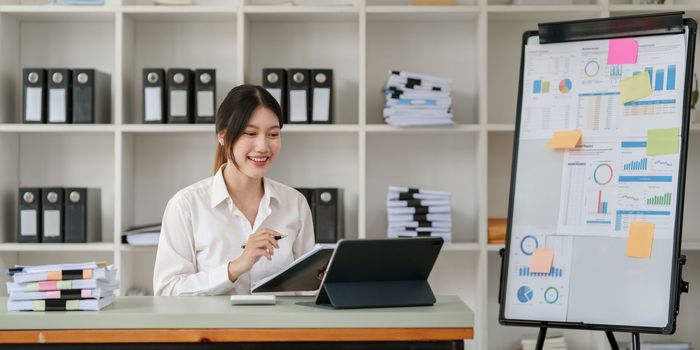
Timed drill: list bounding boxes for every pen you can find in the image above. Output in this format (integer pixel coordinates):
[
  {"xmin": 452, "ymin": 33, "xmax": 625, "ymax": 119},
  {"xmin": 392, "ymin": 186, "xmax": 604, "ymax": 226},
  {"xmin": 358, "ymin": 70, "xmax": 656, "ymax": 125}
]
[{"xmin": 241, "ymin": 234, "xmax": 287, "ymax": 249}]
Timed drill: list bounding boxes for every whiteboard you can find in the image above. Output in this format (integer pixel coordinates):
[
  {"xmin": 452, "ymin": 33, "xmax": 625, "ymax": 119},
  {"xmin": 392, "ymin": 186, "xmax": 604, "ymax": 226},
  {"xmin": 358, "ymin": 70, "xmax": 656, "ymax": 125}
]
[{"xmin": 502, "ymin": 26, "xmax": 692, "ymax": 330}]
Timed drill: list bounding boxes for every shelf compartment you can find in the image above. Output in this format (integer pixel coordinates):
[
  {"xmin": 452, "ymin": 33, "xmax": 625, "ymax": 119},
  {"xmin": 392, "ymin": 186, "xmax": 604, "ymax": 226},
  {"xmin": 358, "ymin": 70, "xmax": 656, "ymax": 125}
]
[
  {"xmin": 365, "ymin": 132, "xmax": 479, "ymax": 243},
  {"xmin": 0, "ymin": 133, "xmax": 115, "ymax": 243},
  {"xmin": 0, "ymin": 11, "xmax": 115, "ymax": 124},
  {"xmin": 244, "ymin": 16, "xmax": 359, "ymax": 125},
  {"xmin": 121, "ymin": 12, "xmax": 237, "ymax": 124},
  {"xmin": 366, "ymin": 13, "xmax": 478, "ymax": 125}
]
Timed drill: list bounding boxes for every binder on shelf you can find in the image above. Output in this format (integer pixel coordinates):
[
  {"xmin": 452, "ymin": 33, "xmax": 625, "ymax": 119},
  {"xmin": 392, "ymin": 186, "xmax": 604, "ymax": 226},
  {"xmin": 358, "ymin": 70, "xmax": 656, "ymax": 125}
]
[
  {"xmin": 310, "ymin": 69, "xmax": 333, "ymax": 124},
  {"xmin": 167, "ymin": 68, "xmax": 194, "ymax": 124},
  {"xmin": 72, "ymin": 69, "xmax": 111, "ymax": 124},
  {"xmin": 64, "ymin": 188, "xmax": 101, "ymax": 243},
  {"xmin": 22, "ymin": 68, "xmax": 47, "ymax": 124},
  {"xmin": 262, "ymin": 68, "xmax": 287, "ymax": 121},
  {"xmin": 313, "ymin": 188, "xmax": 342, "ymax": 243},
  {"xmin": 143, "ymin": 68, "xmax": 166, "ymax": 124},
  {"xmin": 194, "ymin": 69, "xmax": 216, "ymax": 124},
  {"xmin": 18, "ymin": 188, "xmax": 42, "ymax": 243},
  {"xmin": 41, "ymin": 188, "xmax": 64, "ymax": 243},
  {"xmin": 47, "ymin": 69, "xmax": 72, "ymax": 124},
  {"xmin": 287, "ymin": 69, "xmax": 310, "ymax": 124}
]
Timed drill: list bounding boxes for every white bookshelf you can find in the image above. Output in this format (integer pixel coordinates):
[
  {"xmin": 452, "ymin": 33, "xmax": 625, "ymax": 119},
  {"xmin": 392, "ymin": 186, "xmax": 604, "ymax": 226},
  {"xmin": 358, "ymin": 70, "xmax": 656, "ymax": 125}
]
[{"xmin": 1, "ymin": 0, "xmax": 700, "ymax": 349}]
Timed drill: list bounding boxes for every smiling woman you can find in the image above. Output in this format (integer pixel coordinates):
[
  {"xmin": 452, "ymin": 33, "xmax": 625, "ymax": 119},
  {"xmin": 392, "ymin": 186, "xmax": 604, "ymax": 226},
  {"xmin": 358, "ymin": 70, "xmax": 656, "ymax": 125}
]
[{"xmin": 153, "ymin": 85, "xmax": 316, "ymax": 296}]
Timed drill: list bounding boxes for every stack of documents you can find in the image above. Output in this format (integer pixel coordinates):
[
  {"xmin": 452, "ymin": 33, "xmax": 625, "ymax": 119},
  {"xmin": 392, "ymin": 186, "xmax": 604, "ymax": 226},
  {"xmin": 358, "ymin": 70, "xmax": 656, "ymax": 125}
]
[
  {"xmin": 6, "ymin": 261, "xmax": 119, "ymax": 311},
  {"xmin": 383, "ymin": 71, "xmax": 454, "ymax": 127},
  {"xmin": 122, "ymin": 223, "xmax": 160, "ymax": 246},
  {"xmin": 386, "ymin": 186, "xmax": 451, "ymax": 243},
  {"xmin": 521, "ymin": 335, "xmax": 567, "ymax": 350}
]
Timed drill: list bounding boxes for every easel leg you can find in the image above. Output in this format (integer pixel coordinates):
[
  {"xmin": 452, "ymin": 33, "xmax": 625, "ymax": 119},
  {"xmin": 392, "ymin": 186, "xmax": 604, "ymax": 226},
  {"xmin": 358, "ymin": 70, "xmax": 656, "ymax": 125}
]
[
  {"xmin": 631, "ymin": 332, "xmax": 641, "ymax": 350},
  {"xmin": 605, "ymin": 331, "xmax": 619, "ymax": 350},
  {"xmin": 535, "ymin": 327, "xmax": 547, "ymax": 350}
]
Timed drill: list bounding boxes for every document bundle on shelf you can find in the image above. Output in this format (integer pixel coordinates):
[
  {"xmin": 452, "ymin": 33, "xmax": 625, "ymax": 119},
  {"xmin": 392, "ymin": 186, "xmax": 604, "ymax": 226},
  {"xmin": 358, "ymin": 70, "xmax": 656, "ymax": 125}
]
[
  {"xmin": 6, "ymin": 261, "xmax": 119, "ymax": 311},
  {"xmin": 383, "ymin": 71, "xmax": 455, "ymax": 127},
  {"xmin": 386, "ymin": 186, "xmax": 452, "ymax": 243}
]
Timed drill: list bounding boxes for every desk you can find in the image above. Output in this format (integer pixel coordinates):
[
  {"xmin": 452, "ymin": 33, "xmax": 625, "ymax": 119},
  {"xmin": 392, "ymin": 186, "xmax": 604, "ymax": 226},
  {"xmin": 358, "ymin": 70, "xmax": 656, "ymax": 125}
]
[{"xmin": 0, "ymin": 295, "xmax": 473, "ymax": 349}]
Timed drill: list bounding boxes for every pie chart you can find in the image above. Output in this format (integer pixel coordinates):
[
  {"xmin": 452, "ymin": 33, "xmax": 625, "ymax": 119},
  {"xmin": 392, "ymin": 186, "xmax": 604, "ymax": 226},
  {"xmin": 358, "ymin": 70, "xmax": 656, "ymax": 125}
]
[
  {"xmin": 559, "ymin": 79, "xmax": 572, "ymax": 93},
  {"xmin": 517, "ymin": 286, "xmax": 534, "ymax": 303}
]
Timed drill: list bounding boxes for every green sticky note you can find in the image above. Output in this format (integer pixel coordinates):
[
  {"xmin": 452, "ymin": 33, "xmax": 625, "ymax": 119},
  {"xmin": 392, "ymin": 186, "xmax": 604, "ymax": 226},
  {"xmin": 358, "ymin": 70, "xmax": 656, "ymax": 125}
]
[
  {"xmin": 647, "ymin": 128, "xmax": 679, "ymax": 156},
  {"xmin": 620, "ymin": 71, "xmax": 652, "ymax": 104}
]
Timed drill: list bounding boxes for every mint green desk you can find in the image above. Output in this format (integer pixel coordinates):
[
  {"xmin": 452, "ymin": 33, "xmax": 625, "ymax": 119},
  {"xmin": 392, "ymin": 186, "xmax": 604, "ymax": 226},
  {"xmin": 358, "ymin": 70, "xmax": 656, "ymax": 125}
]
[{"xmin": 0, "ymin": 295, "xmax": 473, "ymax": 350}]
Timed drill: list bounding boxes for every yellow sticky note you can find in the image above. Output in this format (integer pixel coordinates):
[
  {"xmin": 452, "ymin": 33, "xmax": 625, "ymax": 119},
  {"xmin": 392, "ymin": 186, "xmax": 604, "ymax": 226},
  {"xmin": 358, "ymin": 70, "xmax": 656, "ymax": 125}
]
[
  {"xmin": 530, "ymin": 248, "xmax": 554, "ymax": 273},
  {"xmin": 647, "ymin": 128, "xmax": 679, "ymax": 156},
  {"xmin": 620, "ymin": 71, "xmax": 652, "ymax": 104},
  {"xmin": 627, "ymin": 221, "xmax": 655, "ymax": 258},
  {"xmin": 546, "ymin": 130, "xmax": 581, "ymax": 149}
]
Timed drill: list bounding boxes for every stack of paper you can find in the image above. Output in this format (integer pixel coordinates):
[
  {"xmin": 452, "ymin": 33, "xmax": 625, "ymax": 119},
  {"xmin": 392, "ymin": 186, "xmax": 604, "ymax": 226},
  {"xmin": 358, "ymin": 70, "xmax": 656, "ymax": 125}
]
[
  {"xmin": 383, "ymin": 71, "xmax": 454, "ymax": 127},
  {"xmin": 521, "ymin": 335, "xmax": 567, "ymax": 350},
  {"xmin": 6, "ymin": 262, "xmax": 119, "ymax": 311},
  {"xmin": 386, "ymin": 186, "xmax": 452, "ymax": 243},
  {"xmin": 122, "ymin": 223, "xmax": 160, "ymax": 246}
]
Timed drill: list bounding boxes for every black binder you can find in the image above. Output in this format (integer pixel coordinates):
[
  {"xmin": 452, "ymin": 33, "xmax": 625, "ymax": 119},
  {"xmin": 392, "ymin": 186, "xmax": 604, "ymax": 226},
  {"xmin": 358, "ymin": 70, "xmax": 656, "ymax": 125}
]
[
  {"xmin": 64, "ymin": 188, "xmax": 101, "ymax": 243},
  {"xmin": 143, "ymin": 68, "xmax": 166, "ymax": 123},
  {"xmin": 262, "ymin": 68, "xmax": 287, "ymax": 121},
  {"xmin": 315, "ymin": 238, "xmax": 443, "ymax": 309},
  {"xmin": 313, "ymin": 188, "xmax": 342, "ymax": 243},
  {"xmin": 47, "ymin": 69, "xmax": 72, "ymax": 124},
  {"xmin": 22, "ymin": 68, "xmax": 47, "ymax": 124},
  {"xmin": 18, "ymin": 188, "xmax": 42, "ymax": 243},
  {"xmin": 310, "ymin": 69, "xmax": 332, "ymax": 124},
  {"xmin": 194, "ymin": 69, "xmax": 216, "ymax": 124},
  {"xmin": 72, "ymin": 69, "xmax": 111, "ymax": 124},
  {"xmin": 41, "ymin": 188, "xmax": 64, "ymax": 243},
  {"xmin": 287, "ymin": 69, "xmax": 310, "ymax": 124},
  {"xmin": 167, "ymin": 68, "xmax": 194, "ymax": 123}
]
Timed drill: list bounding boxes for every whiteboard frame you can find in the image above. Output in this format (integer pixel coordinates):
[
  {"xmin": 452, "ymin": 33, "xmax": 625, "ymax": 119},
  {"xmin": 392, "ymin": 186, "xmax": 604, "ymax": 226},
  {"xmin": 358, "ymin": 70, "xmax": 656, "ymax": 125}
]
[{"xmin": 498, "ymin": 14, "xmax": 697, "ymax": 334}]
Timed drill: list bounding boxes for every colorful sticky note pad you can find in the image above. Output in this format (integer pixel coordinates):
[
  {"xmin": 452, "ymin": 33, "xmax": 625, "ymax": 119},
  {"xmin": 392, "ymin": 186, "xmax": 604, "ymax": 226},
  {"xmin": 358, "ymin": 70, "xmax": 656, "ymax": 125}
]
[
  {"xmin": 608, "ymin": 38, "xmax": 638, "ymax": 64},
  {"xmin": 620, "ymin": 71, "xmax": 652, "ymax": 104},
  {"xmin": 546, "ymin": 130, "xmax": 581, "ymax": 149},
  {"xmin": 647, "ymin": 128, "xmax": 679, "ymax": 156},
  {"xmin": 627, "ymin": 221, "xmax": 655, "ymax": 258},
  {"xmin": 530, "ymin": 248, "xmax": 554, "ymax": 273}
]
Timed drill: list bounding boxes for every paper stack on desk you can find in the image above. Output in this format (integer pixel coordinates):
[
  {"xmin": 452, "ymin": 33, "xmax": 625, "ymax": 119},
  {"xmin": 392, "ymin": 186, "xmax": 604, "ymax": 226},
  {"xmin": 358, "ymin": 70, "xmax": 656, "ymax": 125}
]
[
  {"xmin": 386, "ymin": 186, "xmax": 452, "ymax": 243},
  {"xmin": 383, "ymin": 71, "xmax": 455, "ymax": 127},
  {"xmin": 6, "ymin": 261, "xmax": 119, "ymax": 311}
]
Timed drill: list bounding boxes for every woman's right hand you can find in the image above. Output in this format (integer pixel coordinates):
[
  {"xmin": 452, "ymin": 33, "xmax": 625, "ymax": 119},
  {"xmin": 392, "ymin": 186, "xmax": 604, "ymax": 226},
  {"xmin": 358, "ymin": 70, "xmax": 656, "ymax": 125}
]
[{"xmin": 227, "ymin": 228, "xmax": 281, "ymax": 282}]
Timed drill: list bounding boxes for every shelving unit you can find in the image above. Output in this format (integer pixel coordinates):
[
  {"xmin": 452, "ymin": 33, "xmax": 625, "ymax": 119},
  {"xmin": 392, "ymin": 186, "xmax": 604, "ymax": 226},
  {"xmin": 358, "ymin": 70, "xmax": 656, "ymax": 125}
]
[{"xmin": 0, "ymin": 0, "xmax": 699, "ymax": 348}]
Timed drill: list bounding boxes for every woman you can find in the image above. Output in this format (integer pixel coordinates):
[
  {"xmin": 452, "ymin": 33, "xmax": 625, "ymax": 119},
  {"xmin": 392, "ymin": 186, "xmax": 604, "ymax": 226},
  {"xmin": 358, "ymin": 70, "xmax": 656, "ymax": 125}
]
[{"xmin": 153, "ymin": 84, "xmax": 315, "ymax": 296}]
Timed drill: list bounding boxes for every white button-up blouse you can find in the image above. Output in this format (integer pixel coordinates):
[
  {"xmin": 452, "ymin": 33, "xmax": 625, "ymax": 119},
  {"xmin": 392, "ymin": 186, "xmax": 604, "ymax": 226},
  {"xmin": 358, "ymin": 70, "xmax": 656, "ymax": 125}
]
[{"xmin": 153, "ymin": 166, "xmax": 315, "ymax": 296}]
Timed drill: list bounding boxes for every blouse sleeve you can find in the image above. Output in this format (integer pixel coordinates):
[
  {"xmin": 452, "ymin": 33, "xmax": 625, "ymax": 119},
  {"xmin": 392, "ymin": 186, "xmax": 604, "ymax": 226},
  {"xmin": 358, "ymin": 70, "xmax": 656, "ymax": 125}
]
[{"xmin": 153, "ymin": 195, "xmax": 237, "ymax": 296}]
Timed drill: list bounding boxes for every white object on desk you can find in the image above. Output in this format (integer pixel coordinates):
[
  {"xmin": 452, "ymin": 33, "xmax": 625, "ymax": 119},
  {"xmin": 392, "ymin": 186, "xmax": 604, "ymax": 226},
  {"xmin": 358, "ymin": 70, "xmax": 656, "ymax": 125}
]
[{"xmin": 230, "ymin": 295, "xmax": 276, "ymax": 305}]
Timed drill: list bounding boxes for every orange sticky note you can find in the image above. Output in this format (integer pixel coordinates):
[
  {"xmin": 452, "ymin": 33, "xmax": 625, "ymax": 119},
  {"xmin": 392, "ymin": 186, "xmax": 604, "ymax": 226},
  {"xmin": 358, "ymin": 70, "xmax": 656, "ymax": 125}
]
[
  {"xmin": 627, "ymin": 221, "xmax": 655, "ymax": 258},
  {"xmin": 83, "ymin": 269, "xmax": 93, "ymax": 279},
  {"xmin": 530, "ymin": 248, "xmax": 554, "ymax": 273},
  {"xmin": 546, "ymin": 130, "xmax": 581, "ymax": 149}
]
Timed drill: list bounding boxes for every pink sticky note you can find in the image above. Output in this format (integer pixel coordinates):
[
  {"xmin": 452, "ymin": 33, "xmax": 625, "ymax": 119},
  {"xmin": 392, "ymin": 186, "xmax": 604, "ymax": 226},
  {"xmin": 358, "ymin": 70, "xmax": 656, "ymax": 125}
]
[
  {"xmin": 608, "ymin": 39, "xmax": 638, "ymax": 64},
  {"xmin": 530, "ymin": 248, "xmax": 554, "ymax": 273},
  {"xmin": 38, "ymin": 280, "xmax": 57, "ymax": 291},
  {"xmin": 81, "ymin": 289, "xmax": 92, "ymax": 298},
  {"xmin": 45, "ymin": 291, "xmax": 61, "ymax": 299}
]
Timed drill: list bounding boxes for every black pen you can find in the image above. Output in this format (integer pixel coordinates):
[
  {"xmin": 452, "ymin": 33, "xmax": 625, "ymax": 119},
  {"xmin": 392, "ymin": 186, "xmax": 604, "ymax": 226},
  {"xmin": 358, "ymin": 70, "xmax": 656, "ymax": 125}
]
[{"xmin": 241, "ymin": 234, "xmax": 287, "ymax": 249}]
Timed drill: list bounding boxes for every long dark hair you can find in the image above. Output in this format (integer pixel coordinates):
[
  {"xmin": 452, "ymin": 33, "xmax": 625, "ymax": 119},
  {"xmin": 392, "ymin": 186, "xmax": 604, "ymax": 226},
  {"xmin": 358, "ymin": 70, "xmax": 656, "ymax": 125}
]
[{"xmin": 214, "ymin": 84, "xmax": 284, "ymax": 173}]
